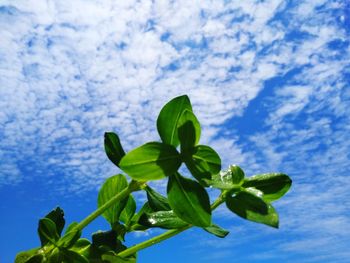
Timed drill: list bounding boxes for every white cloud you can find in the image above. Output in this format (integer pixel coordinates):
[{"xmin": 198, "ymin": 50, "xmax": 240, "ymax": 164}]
[{"xmin": 0, "ymin": 0, "xmax": 349, "ymax": 261}]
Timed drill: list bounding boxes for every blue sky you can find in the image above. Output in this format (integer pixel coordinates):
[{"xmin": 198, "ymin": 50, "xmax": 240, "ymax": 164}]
[{"xmin": 0, "ymin": 0, "xmax": 349, "ymax": 262}]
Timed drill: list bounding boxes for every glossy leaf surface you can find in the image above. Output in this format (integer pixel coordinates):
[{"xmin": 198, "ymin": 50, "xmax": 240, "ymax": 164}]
[
  {"xmin": 138, "ymin": 210, "xmax": 188, "ymax": 229},
  {"xmin": 104, "ymin": 132, "xmax": 126, "ymax": 167},
  {"xmin": 226, "ymin": 191, "xmax": 279, "ymax": 228},
  {"xmin": 203, "ymin": 224, "xmax": 229, "ymax": 238},
  {"xmin": 146, "ymin": 186, "xmax": 171, "ymax": 212},
  {"xmin": 178, "ymin": 109, "xmax": 201, "ymax": 151},
  {"xmin": 167, "ymin": 172, "xmax": 211, "ymax": 227},
  {"xmin": 230, "ymin": 165, "xmax": 245, "ymax": 185},
  {"xmin": 98, "ymin": 174, "xmax": 129, "ymax": 226},
  {"xmin": 119, "ymin": 142, "xmax": 181, "ymax": 180},
  {"xmin": 205, "ymin": 165, "xmax": 243, "ymax": 190},
  {"xmin": 38, "ymin": 218, "xmax": 59, "ymax": 246},
  {"xmin": 120, "ymin": 195, "xmax": 136, "ymax": 225},
  {"xmin": 242, "ymin": 173, "xmax": 292, "ymax": 202},
  {"xmin": 157, "ymin": 95, "xmax": 192, "ymax": 147},
  {"xmin": 185, "ymin": 145, "xmax": 221, "ymax": 182}
]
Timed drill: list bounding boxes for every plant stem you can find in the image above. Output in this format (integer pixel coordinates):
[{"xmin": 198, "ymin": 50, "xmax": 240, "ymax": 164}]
[
  {"xmin": 210, "ymin": 190, "xmax": 227, "ymax": 210},
  {"xmin": 76, "ymin": 180, "xmax": 143, "ymax": 231},
  {"xmin": 117, "ymin": 225, "xmax": 191, "ymax": 258},
  {"xmin": 118, "ymin": 190, "xmax": 228, "ymax": 258}
]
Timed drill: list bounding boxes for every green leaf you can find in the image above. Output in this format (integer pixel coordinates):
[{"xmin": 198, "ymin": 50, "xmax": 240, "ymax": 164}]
[
  {"xmin": 62, "ymin": 250, "xmax": 89, "ymax": 263},
  {"xmin": 102, "ymin": 252, "xmax": 137, "ymax": 263},
  {"xmin": 138, "ymin": 210, "xmax": 188, "ymax": 229},
  {"xmin": 146, "ymin": 186, "xmax": 171, "ymax": 212},
  {"xmin": 203, "ymin": 224, "xmax": 229, "ymax": 238},
  {"xmin": 92, "ymin": 230, "xmax": 126, "ymax": 253},
  {"xmin": 104, "ymin": 132, "xmax": 125, "ymax": 167},
  {"xmin": 64, "ymin": 222, "xmax": 78, "ymax": 234},
  {"xmin": 70, "ymin": 239, "xmax": 91, "ymax": 257},
  {"xmin": 112, "ymin": 222, "xmax": 127, "ymax": 242},
  {"xmin": 120, "ymin": 195, "xmax": 136, "ymax": 225},
  {"xmin": 157, "ymin": 95, "xmax": 192, "ymax": 147},
  {"xmin": 226, "ymin": 191, "xmax": 279, "ymax": 228},
  {"xmin": 98, "ymin": 174, "xmax": 129, "ymax": 226},
  {"xmin": 24, "ymin": 254, "xmax": 44, "ymax": 263},
  {"xmin": 15, "ymin": 248, "xmax": 40, "ymax": 263},
  {"xmin": 130, "ymin": 202, "xmax": 153, "ymax": 223},
  {"xmin": 178, "ymin": 109, "xmax": 201, "ymax": 151},
  {"xmin": 44, "ymin": 207, "xmax": 65, "ymax": 237},
  {"xmin": 167, "ymin": 172, "xmax": 211, "ymax": 227},
  {"xmin": 230, "ymin": 165, "xmax": 245, "ymax": 185},
  {"xmin": 129, "ymin": 202, "xmax": 153, "ymax": 231},
  {"xmin": 38, "ymin": 218, "xmax": 59, "ymax": 246},
  {"xmin": 204, "ymin": 165, "xmax": 244, "ymax": 190},
  {"xmin": 185, "ymin": 145, "xmax": 221, "ymax": 183},
  {"xmin": 119, "ymin": 142, "xmax": 181, "ymax": 181},
  {"xmin": 48, "ymin": 248, "xmax": 62, "ymax": 263},
  {"xmin": 242, "ymin": 173, "xmax": 292, "ymax": 202},
  {"xmin": 57, "ymin": 227, "xmax": 81, "ymax": 249}
]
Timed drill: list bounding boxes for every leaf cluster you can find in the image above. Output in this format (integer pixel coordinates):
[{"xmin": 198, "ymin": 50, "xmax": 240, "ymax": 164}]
[{"xmin": 16, "ymin": 95, "xmax": 292, "ymax": 262}]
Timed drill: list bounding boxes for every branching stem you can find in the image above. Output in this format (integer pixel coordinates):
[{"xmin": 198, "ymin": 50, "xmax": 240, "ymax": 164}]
[
  {"xmin": 118, "ymin": 190, "xmax": 228, "ymax": 258},
  {"xmin": 76, "ymin": 180, "xmax": 144, "ymax": 231}
]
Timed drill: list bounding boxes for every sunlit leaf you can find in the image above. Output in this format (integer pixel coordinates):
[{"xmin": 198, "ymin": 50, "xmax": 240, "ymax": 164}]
[
  {"xmin": 157, "ymin": 95, "xmax": 192, "ymax": 147},
  {"xmin": 203, "ymin": 224, "xmax": 229, "ymax": 238},
  {"xmin": 146, "ymin": 186, "xmax": 171, "ymax": 212},
  {"xmin": 167, "ymin": 172, "xmax": 211, "ymax": 227},
  {"xmin": 38, "ymin": 218, "xmax": 59, "ymax": 246},
  {"xmin": 230, "ymin": 165, "xmax": 245, "ymax": 185},
  {"xmin": 226, "ymin": 191, "xmax": 279, "ymax": 228},
  {"xmin": 138, "ymin": 210, "xmax": 188, "ymax": 229},
  {"xmin": 120, "ymin": 195, "xmax": 136, "ymax": 225},
  {"xmin": 242, "ymin": 173, "xmax": 292, "ymax": 202},
  {"xmin": 119, "ymin": 142, "xmax": 181, "ymax": 180},
  {"xmin": 205, "ymin": 165, "xmax": 244, "ymax": 190},
  {"xmin": 98, "ymin": 174, "xmax": 129, "ymax": 226},
  {"xmin": 185, "ymin": 145, "xmax": 221, "ymax": 183}
]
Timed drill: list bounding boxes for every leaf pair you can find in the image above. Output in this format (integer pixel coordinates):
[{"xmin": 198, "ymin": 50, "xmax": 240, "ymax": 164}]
[
  {"xmin": 105, "ymin": 96, "xmax": 222, "ymax": 190},
  {"xmin": 104, "ymin": 96, "xmax": 194, "ymax": 181},
  {"xmin": 157, "ymin": 95, "xmax": 222, "ymax": 184},
  {"xmin": 209, "ymin": 167, "xmax": 292, "ymax": 228}
]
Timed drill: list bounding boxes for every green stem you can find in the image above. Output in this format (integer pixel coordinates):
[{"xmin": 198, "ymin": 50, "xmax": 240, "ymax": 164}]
[
  {"xmin": 118, "ymin": 190, "xmax": 228, "ymax": 258},
  {"xmin": 117, "ymin": 225, "xmax": 191, "ymax": 258},
  {"xmin": 76, "ymin": 180, "xmax": 143, "ymax": 231}
]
